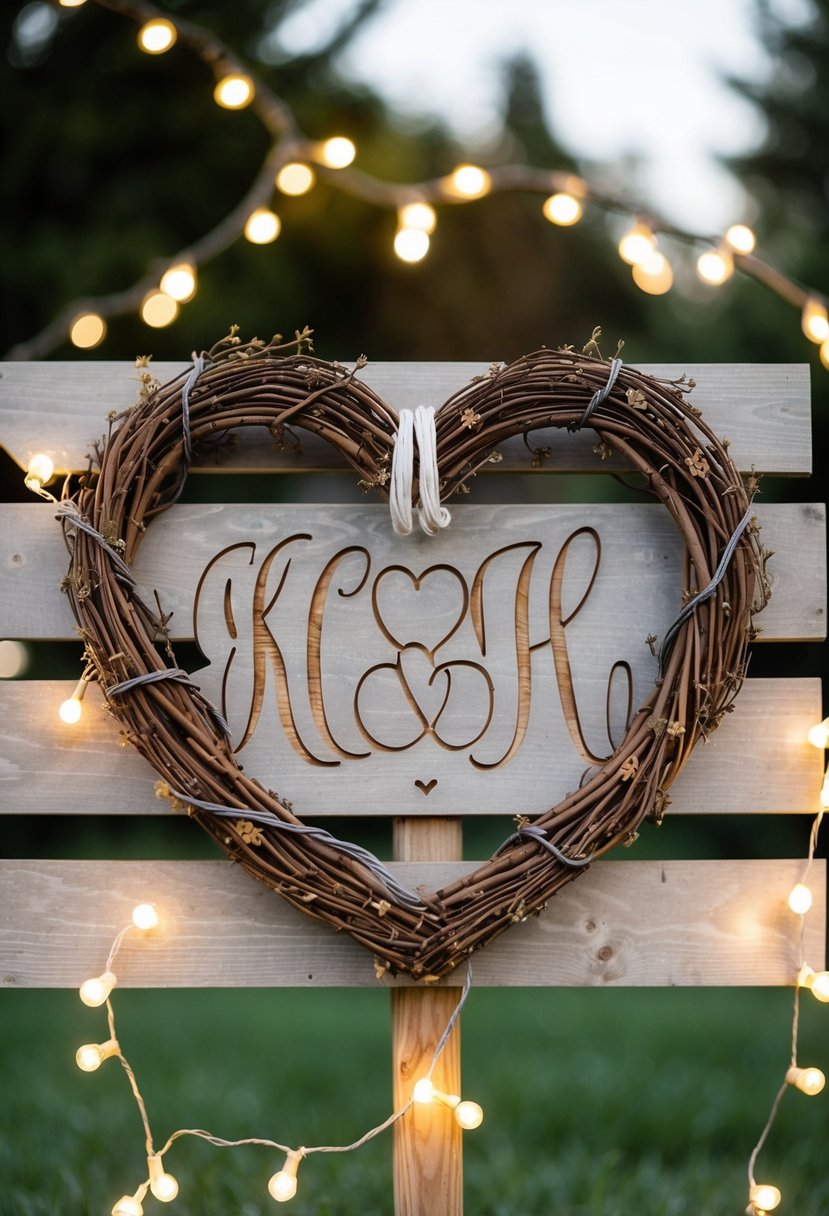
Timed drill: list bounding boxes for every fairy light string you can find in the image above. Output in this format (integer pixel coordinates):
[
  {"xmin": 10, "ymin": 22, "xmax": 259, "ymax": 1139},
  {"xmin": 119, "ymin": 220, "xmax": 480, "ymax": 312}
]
[
  {"xmin": 8, "ymin": 0, "xmax": 829, "ymax": 364},
  {"xmin": 71, "ymin": 734, "xmax": 826, "ymax": 1211},
  {"xmin": 77, "ymin": 912, "xmax": 478, "ymax": 1212},
  {"xmin": 745, "ymin": 746, "xmax": 827, "ymax": 1216}
]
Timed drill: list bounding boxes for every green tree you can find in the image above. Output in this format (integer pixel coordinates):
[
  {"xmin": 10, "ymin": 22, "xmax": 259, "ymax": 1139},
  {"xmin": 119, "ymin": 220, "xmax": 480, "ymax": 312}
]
[
  {"xmin": 728, "ymin": 0, "xmax": 829, "ymax": 291},
  {"xmin": 724, "ymin": 0, "xmax": 829, "ymax": 483}
]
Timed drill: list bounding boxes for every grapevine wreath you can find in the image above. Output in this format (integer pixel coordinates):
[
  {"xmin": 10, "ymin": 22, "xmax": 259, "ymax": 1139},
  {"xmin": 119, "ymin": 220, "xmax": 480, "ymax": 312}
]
[{"xmin": 58, "ymin": 329, "xmax": 770, "ymax": 980}]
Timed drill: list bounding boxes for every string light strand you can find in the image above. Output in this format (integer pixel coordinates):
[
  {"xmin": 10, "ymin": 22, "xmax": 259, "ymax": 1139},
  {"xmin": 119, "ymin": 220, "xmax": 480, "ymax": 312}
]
[
  {"xmin": 9, "ymin": 0, "xmax": 829, "ymax": 362},
  {"xmin": 745, "ymin": 772, "xmax": 826, "ymax": 1214},
  {"xmin": 78, "ymin": 909, "xmax": 478, "ymax": 1209}
]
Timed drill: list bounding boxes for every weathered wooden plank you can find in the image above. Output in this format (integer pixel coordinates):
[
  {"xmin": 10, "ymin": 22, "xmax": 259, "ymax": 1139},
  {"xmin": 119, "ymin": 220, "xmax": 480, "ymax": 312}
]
[
  {"xmin": 3, "ymin": 502, "xmax": 821, "ymax": 643},
  {"xmin": 0, "ymin": 677, "xmax": 820, "ymax": 817},
  {"xmin": 0, "ymin": 499, "xmax": 823, "ymax": 818},
  {"xmin": 0, "ymin": 362, "xmax": 811, "ymax": 475},
  {"xmin": 1, "ymin": 858, "xmax": 823, "ymax": 988},
  {"xmin": 391, "ymin": 820, "xmax": 463, "ymax": 1216}
]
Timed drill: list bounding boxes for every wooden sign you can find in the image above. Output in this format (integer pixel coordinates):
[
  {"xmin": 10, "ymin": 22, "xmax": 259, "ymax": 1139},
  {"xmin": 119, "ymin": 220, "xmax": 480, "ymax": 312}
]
[
  {"xmin": 135, "ymin": 502, "xmax": 674, "ymax": 817},
  {"xmin": 0, "ymin": 498, "xmax": 823, "ymax": 821},
  {"xmin": 110, "ymin": 499, "xmax": 806, "ymax": 819}
]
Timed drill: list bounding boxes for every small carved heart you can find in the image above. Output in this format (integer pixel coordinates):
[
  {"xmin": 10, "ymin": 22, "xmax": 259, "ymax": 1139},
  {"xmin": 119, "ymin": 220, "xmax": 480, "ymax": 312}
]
[{"xmin": 414, "ymin": 779, "xmax": 438, "ymax": 796}]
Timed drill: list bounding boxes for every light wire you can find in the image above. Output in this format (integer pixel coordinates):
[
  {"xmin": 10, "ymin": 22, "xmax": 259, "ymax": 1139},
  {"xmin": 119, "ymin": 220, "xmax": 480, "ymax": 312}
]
[{"xmin": 86, "ymin": 921, "xmax": 475, "ymax": 1186}]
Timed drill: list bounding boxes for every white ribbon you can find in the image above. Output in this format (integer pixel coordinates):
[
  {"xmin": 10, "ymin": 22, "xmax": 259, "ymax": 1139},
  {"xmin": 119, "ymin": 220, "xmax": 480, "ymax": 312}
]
[{"xmin": 389, "ymin": 406, "xmax": 451, "ymax": 536}]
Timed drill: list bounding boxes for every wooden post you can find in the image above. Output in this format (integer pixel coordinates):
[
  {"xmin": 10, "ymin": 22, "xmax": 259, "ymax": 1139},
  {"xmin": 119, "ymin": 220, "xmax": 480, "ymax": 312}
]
[{"xmin": 391, "ymin": 818, "xmax": 464, "ymax": 1216}]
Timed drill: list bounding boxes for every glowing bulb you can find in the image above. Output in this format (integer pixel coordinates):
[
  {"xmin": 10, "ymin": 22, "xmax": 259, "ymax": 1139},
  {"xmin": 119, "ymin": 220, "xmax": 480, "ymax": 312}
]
[
  {"xmin": 75, "ymin": 1044, "xmax": 102, "ymax": 1072},
  {"xmin": 454, "ymin": 1100, "xmax": 484, "ymax": 1129},
  {"xmin": 76, "ymin": 1038, "xmax": 120, "ymax": 1072},
  {"xmin": 542, "ymin": 192, "xmax": 583, "ymax": 226},
  {"xmin": 148, "ymin": 1155, "xmax": 179, "ymax": 1202},
  {"xmin": 786, "ymin": 1065, "xmax": 826, "ymax": 1095},
  {"xmin": 808, "ymin": 717, "xmax": 829, "ymax": 749},
  {"xmin": 214, "ymin": 73, "xmax": 254, "ymax": 109},
  {"xmin": 413, "ymin": 1078, "xmax": 435, "ymax": 1104},
  {"xmin": 798, "ymin": 964, "xmax": 829, "ymax": 1002},
  {"xmin": 787, "ymin": 883, "xmax": 813, "ymax": 915},
  {"xmin": 446, "ymin": 164, "xmax": 491, "ymax": 199},
  {"xmin": 58, "ymin": 0, "xmax": 87, "ymax": 6},
  {"xmin": 159, "ymin": 263, "xmax": 196, "ymax": 302},
  {"xmin": 802, "ymin": 297, "xmax": 829, "ymax": 344},
  {"xmin": 394, "ymin": 228, "xmax": 430, "ymax": 263},
  {"xmin": 0, "ymin": 640, "xmax": 28, "ymax": 679},
  {"xmin": 132, "ymin": 903, "xmax": 159, "ymax": 931},
  {"xmin": 749, "ymin": 1184, "xmax": 781, "ymax": 1211},
  {"xmin": 112, "ymin": 1195, "xmax": 144, "ymax": 1216},
  {"xmin": 151, "ymin": 1174, "xmax": 178, "ymax": 1203},
  {"xmin": 276, "ymin": 163, "xmax": 316, "ymax": 195},
  {"xmin": 268, "ymin": 1172, "xmax": 297, "ymax": 1203},
  {"xmin": 632, "ymin": 250, "xmax": 673, "ymax": 295},
  {"xmin": 319, "ymin": 137, "xmax": 356, "ymax": 168},
  {"xmin": 268, "ymin": 1150, "xmax": 302, "ymax": 1202},
  {"xmin": 244, "ymin": 208, "xmax": 281, "ymax": 244},
  {"xmin": 813, "ymin": 971, "xmax": 829, "ymax": 1000},
  {"xmin": 69, "ymin": 312, "xmax": 106, "ymax": 350},
  {"xmin": 59, "ymin": 696, "xmax": 82, "ymax": 724},
  {"xmin": 79, "ymin": 970, "xmax": 117, "ymax": 1007},
  {"xmin": 25, "ymin": 452, "xmax": 55, "ymax": 491},
  {"xmin": 412, "ymin": 1079, "xmax": 482, "ymax": 1127},
  {"xmin": 59, "ymin": 676, "xmax": 89, "ymax": 725},
  {"xmin": 141, "ymin": 291, "xmax": 179, "ymax": 329},
  {"xmin": 618, "ymin": 222, "xmax": 656, "ymax": 266},
  {"xmin": 137, "ymin": 19, "xmax": 176, "ymax": 54},
  {"xmin": 399, "ymin": 201, "xmax": 437, "ymax": 233},
  {"xmin": 697, "ymin": 248, "xmax": 734, "ymax": 285},
  {"xmin": 725, "ymin": 224, "xmax": 756, "ymax": 254}
]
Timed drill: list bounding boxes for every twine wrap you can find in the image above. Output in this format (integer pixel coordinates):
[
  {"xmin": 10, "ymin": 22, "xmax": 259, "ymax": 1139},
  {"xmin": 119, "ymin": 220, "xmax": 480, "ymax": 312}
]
[
  {"xmin": 180, "ymin": 351, "xmax": 207, "ymax": 467},
  {"xmin": 107, "ymin": 668, "xmax": 232, "ymax": 738},
  {"xmin": 658, "ymin": 503, "xmax": 755, "ymax": 675},
  {"xmin": 390, "ymin": 405, "xmax": 451, "ymax": 536},
  {"xmin": 57, "ymin": 333, "xmax": 769, "ymax": 980},
  {"xmin": 569, "ymin": 356, "xmax": 623, "ymax": 431}
]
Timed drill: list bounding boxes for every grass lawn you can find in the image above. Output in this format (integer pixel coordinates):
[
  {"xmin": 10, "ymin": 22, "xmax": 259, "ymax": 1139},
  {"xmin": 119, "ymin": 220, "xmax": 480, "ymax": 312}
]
[{"xmin": 2, "ymin": 984, "xmax": 828, "ymax": 1215}]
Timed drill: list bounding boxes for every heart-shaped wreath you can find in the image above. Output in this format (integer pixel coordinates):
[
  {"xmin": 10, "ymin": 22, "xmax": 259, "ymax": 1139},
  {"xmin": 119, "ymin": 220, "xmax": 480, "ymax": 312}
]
[{"xmin": 58, "ymin": 330, "xmax": 769, "ymax": 980}]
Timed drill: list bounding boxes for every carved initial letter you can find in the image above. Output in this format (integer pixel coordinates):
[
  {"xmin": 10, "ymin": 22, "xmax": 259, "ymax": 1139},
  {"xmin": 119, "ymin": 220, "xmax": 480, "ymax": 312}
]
[
  {"xmin": 544, "ymin": 527, "xmax": 632, "ymax": 765},
  {"xmin": 469, "ymin": 541, "xmax": 542, "ymax": 770},
  {"xmin": 194, "ymin": 536, "xmax": 337, "ymax": 767}
]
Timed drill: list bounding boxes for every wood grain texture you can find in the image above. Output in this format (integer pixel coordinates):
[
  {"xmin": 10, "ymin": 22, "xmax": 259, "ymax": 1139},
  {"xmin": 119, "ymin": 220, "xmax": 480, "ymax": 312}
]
[
  {"xmin": 0, "ymin": 362, "xmax": 811, "ymax": 475},
  {"xmin": 5, "ymin": 498, "xmax": 822, "ymax": 816},
  {"xmin": 3, "ymin": 502, "xmax": 822, "ymax": 643},
  {"xmin": 1, "ymin": 858, "xmax": 822, "ymax": 988},
  {"xmin": 0, "ymin": 677, "xmax": 820, "ymax": 817},
  {"xmin": 391, "ymin": 821, "xmax": 463, "ymax": 1216}
]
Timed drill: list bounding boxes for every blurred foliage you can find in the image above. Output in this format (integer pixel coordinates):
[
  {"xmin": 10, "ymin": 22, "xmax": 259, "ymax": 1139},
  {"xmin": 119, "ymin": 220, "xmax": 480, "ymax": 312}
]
[
  {"xmin": 1, "ymin": 0, "xmax": 651, "ymax": 361},
  {"xmin": 727, "ymin": 0, "xmax": 829, "ymax": 292},
  {"xmin": 1, "ymin": 0, "xmax": 826, "ymax": 372},
  {"xmin": 662, "ymin": 0, "xmax": 829, "ymax": 459}
]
